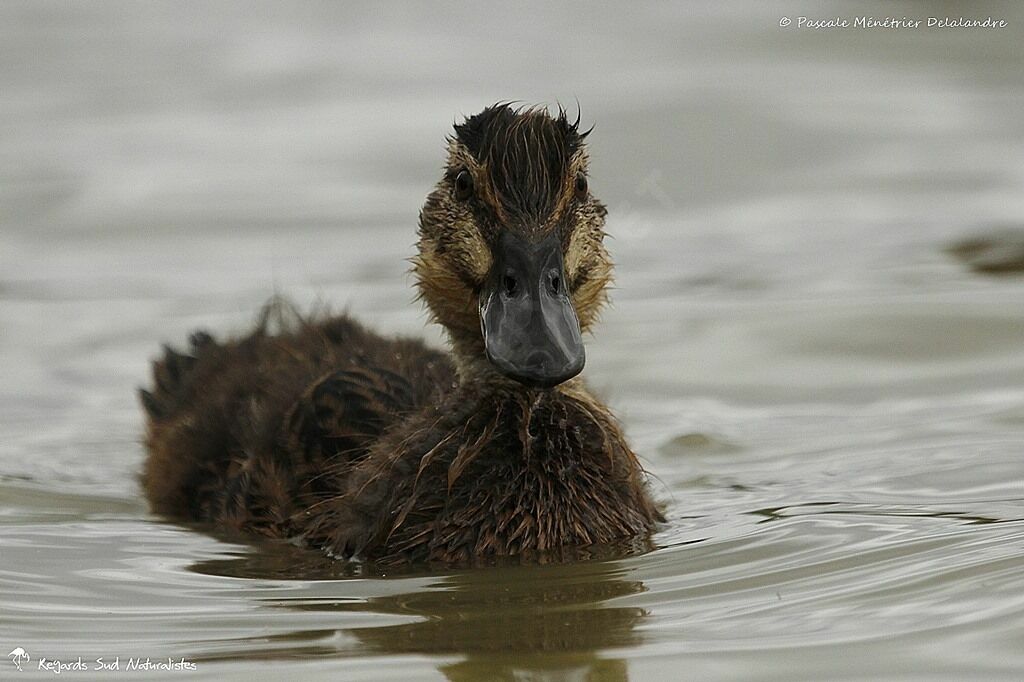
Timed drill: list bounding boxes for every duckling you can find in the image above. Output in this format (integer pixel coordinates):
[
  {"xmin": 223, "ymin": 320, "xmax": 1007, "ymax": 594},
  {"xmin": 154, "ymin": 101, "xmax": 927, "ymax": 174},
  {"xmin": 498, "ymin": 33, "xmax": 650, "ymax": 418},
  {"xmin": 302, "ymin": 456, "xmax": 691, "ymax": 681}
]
[{"xmin": 141, "ymin": 104, "xmax": 662, "ymax": 566}]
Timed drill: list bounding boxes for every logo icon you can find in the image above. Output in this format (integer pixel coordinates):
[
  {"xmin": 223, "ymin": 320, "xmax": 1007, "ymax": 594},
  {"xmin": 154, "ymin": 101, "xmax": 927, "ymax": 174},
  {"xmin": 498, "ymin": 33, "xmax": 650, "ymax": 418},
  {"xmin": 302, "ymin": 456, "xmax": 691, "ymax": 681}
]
[{"xmin": 8, "ymin": 647, "xmax": 30, "ymax": 671}]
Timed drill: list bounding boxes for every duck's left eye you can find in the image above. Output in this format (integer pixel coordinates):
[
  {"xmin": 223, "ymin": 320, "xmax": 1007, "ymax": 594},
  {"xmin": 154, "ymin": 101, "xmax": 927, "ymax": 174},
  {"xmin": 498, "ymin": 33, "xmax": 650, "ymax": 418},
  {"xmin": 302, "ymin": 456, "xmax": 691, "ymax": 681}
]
[
  {"xmin": 574, "ymin": 173, "xmax": 588, "ymax": 200},
  {"xmin": 454, "ymin": 169, "xmax": 474, "ymax": 201}
]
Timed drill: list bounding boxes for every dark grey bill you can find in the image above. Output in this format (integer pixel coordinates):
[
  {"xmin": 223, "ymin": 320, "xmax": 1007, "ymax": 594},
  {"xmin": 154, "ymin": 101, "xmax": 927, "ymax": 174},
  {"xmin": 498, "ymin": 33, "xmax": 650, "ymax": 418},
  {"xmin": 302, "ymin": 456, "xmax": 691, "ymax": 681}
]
[{"xmin": 479, "ymin": 231, "xmax": 585, "ymax": 388}]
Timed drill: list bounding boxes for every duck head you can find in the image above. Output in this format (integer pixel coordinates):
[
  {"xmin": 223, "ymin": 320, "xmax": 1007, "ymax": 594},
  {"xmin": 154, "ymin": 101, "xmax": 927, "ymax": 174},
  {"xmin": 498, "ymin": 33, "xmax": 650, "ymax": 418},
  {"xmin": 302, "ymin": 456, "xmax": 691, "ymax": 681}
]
[{"xmin": 414, "ymin": 104, "xmax": 613, "ymax": 389}]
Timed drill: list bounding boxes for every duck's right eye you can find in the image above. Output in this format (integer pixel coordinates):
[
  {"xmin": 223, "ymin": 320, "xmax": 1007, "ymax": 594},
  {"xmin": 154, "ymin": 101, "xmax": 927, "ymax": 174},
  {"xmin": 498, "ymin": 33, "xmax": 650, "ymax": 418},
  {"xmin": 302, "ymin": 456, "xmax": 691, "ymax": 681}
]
[{"xmin": 454, "ymin": 169, "xmax": 474, "ymax": 201}]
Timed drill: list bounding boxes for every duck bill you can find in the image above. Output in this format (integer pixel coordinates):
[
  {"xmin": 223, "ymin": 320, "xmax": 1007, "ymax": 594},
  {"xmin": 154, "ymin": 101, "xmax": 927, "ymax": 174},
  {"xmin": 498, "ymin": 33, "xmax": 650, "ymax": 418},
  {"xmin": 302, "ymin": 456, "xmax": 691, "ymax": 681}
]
[{"xmin": 479, "ymin": 231, "xmax": 585, "ymax": 388}]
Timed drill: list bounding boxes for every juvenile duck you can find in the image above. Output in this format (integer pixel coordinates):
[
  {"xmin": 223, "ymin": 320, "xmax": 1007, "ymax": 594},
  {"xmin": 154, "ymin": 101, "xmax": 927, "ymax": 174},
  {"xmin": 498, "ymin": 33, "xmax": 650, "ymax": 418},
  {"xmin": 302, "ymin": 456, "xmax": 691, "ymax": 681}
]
[{"xmin": 141, "ymin": 104, "xmax": 662, "ymax": 566}]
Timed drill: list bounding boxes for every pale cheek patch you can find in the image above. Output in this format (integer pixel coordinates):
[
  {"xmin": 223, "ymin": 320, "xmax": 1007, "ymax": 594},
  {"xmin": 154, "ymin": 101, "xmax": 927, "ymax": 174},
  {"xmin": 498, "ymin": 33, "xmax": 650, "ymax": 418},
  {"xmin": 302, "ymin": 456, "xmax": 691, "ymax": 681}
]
[
  {"xmin": 564, "ymin": 227, "xmax": 590, "ymax": 283},
  {"xmin": 459, "ymin": 227, "xmax": 493, "ymax": 282}
]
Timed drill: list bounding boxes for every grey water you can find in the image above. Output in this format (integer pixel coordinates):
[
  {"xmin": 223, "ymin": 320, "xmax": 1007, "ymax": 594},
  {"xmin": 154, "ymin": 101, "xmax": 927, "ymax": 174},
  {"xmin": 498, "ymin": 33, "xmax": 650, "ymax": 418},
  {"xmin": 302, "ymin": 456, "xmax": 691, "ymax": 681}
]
[{"xmin": 2, "ymin": 1, "xmax": 1024, "ymax": 680}]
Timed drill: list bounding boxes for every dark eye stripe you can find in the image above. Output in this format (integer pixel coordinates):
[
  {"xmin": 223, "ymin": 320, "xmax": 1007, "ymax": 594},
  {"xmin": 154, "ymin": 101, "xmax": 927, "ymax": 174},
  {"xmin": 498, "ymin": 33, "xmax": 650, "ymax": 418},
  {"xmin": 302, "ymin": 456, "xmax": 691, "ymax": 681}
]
[{"xmin": 569, "ymin": 263, "xmax": 591, "ymax": 292}]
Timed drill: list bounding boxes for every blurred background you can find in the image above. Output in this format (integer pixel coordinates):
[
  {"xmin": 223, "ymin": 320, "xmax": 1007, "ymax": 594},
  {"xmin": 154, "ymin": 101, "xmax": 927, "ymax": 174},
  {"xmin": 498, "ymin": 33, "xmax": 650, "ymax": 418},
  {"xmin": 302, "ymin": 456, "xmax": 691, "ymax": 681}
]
[{"xmin": 2, "ymin": 2, "xmax": 1024, "ymax": 680}]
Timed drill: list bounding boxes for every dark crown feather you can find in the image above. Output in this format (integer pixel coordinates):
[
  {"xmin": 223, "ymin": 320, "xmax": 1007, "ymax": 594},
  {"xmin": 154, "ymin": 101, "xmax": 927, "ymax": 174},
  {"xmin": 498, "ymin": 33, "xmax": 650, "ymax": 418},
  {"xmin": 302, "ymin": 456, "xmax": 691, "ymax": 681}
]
[{"xmin": 453, "ymin": 104, "xmax": 589, "ymax": 223}]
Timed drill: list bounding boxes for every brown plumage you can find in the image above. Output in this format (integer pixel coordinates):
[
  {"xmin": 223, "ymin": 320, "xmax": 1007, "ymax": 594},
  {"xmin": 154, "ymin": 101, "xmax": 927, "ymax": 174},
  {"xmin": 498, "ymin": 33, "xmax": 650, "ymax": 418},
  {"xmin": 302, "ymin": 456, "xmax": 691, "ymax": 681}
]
[{"xmin": 141, "ymin": 104, "xmax": 662, "ymax": 566}]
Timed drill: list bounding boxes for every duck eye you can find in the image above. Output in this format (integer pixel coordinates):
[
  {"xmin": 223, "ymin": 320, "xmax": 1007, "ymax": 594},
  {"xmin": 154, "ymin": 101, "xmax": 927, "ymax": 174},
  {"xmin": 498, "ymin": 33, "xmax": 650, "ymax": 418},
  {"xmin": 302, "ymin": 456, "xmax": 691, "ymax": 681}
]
[
  {"xmin": 574, "ymin": 173, "xmax": 588, "ymax": 200},
  {"xmin": 454, "ymin": 169, "xmax": 474, "ymax": 201}
]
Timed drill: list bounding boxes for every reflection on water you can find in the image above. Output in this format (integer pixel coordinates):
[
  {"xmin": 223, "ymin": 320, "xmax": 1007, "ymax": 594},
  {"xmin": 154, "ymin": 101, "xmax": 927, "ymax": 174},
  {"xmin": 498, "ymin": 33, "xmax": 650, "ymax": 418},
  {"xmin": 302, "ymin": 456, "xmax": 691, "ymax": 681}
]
[
  {"xmin": 316, "ymin": 568, "xmax": 642, "ymax": 682},
  {"xmin": 3, "ymin": 1, "xmax": 1024, "ymax": 680},
  {"xmin": 192, "ymin": 546, "xmax": 646, "ymax": 681}
]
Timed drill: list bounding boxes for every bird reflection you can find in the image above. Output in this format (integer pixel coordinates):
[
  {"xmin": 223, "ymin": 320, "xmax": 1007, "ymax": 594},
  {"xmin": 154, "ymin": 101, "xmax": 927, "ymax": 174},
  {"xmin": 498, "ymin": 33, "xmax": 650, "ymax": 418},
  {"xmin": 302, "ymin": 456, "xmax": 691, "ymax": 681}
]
[
  {"xmin": 354, "ymin": 566, "xmax": 645, "ymax": 681},
  {"xmin": 191, "ymin": 540, "xmax": 649, "ymax": 681}
]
